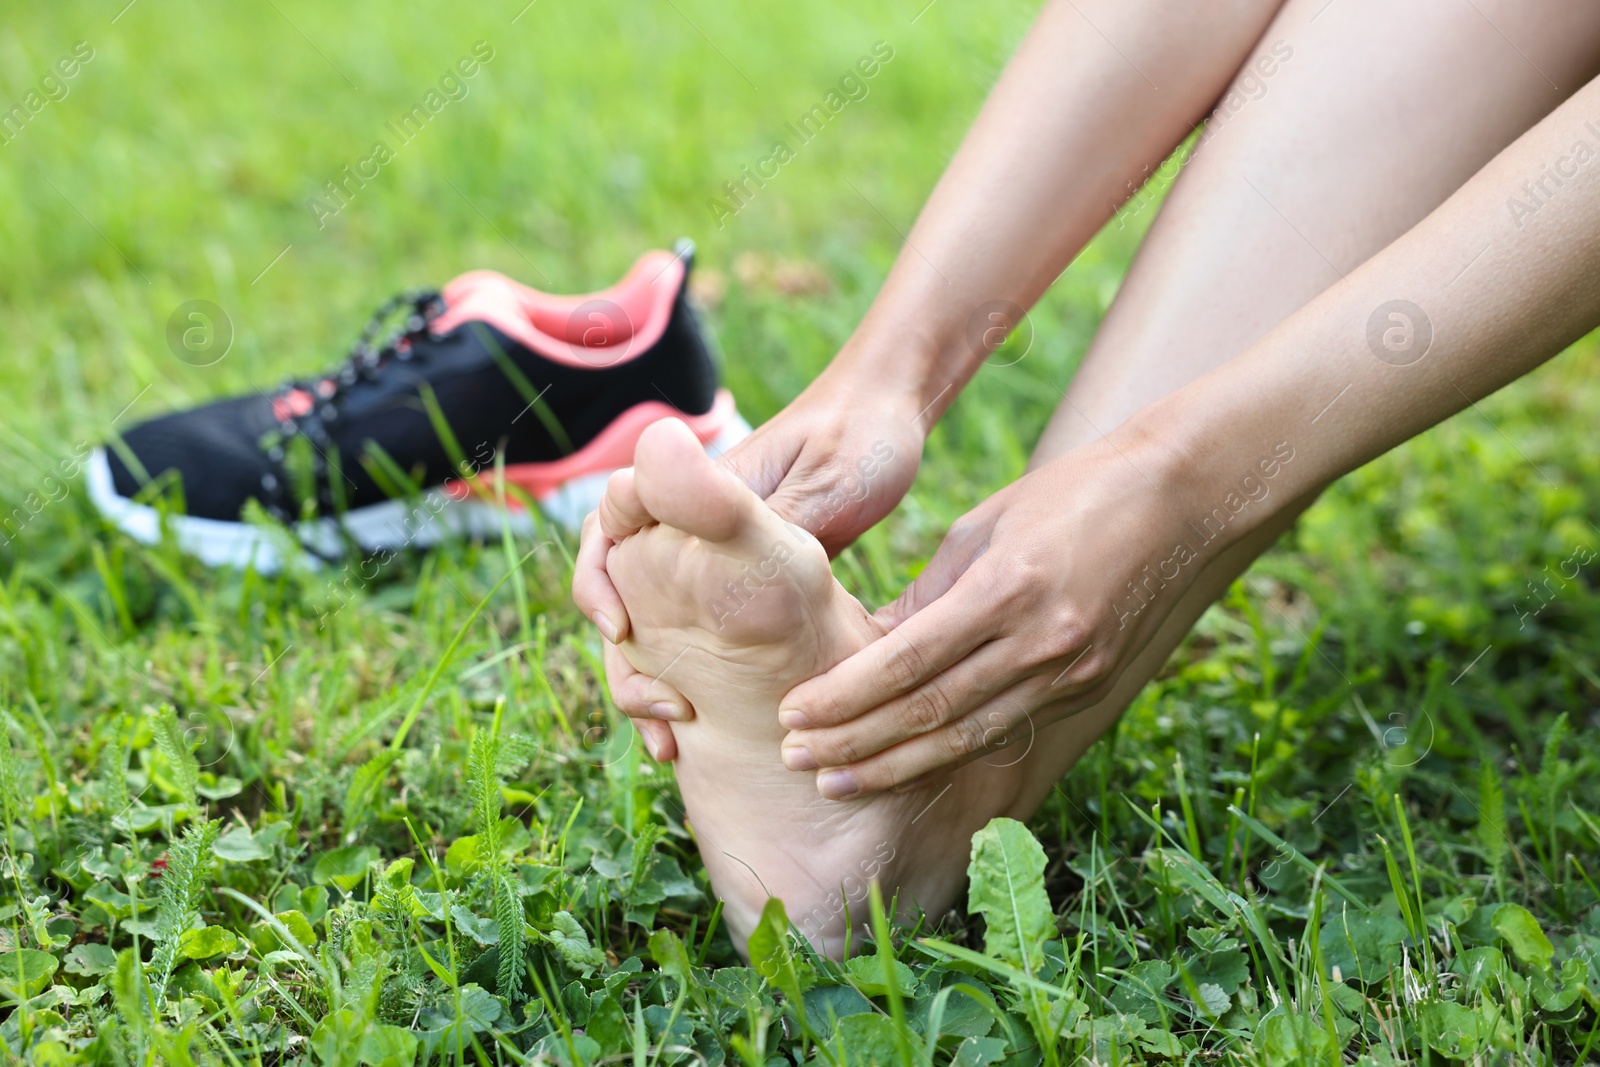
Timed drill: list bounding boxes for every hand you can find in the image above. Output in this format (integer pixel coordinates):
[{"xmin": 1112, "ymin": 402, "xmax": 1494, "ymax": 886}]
[
  {"xmin": 776, "ymin": 428, "xmax": 1230, "ymax": 798},
  {"xmin": 571, "ymin": 368, "xmax": 927, "ymax": 761}
]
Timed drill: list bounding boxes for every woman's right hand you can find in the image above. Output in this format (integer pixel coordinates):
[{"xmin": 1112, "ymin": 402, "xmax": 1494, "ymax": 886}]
[{"xmin": 571, "ymin": 367, "xmax": 928, "ymax": 761}]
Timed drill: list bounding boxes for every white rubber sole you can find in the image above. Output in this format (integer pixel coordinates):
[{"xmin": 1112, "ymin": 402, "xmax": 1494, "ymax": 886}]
[{"xmin": 88, "ymin": 415, "xmax": 751, "ymax": 572}]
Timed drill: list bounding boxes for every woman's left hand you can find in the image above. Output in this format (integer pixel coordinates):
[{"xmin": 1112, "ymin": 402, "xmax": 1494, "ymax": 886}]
[{"xmin": 776, "ymin": 427, "xmax": 1253, "ymax": 798}]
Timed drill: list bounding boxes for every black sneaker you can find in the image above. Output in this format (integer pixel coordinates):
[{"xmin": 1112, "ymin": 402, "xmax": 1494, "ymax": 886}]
[{"xmin": 89, "ymin": 240, "xmax": 749, "ymax": 570}]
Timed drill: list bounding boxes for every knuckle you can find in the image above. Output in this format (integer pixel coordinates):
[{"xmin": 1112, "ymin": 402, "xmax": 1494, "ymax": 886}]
[
  {"xmin": 900, "ymin": 684, "xmax": 953, "ymax": 735},
  {"xmin": 885, "ymin": 637, "xmax": 929, "ymax": 692},
  {"xmin": 944, "ymin": 717, "xmax": 986, "ymax": 761},
  {"xmin": 1044, "ymin": 611, "xmax": 1092, "ymax": 662},
  {"xmin": 824, "ymin": 732, "xmax": 863, "ymax": 767},
  {"xmin": 946, "ymin": 516, "xmax": 982, "ymax": 549},
  {"xmin": 995, "ymin": 564, "xmax": 1040, "ymax": 611},
  {"xmin": 1077, "ymin": 645, "xmax": 1113, "ymax": 687},
  {"xmin": 612, "ymin": 679, "xmax": 648, "ymax": 715},
  {"xmin": 800, "ymin": 688, "xmax": 847, "ymax": 727}
]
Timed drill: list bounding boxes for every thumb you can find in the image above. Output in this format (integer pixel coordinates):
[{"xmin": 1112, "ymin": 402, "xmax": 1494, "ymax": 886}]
[{"xmin": 717, "ymin": 421, "xmax": 801, "ymax": 501}]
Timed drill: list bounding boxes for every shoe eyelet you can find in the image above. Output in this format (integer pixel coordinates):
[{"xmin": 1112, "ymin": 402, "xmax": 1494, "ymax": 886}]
[{"xmin": 261, "ymin": 473, "xmax": 279, "ymax": 491}]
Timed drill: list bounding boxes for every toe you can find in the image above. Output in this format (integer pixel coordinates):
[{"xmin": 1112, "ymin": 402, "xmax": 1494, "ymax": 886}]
[
  {"xmin": 632, "ymin": 418, "xmax": 767, "ymax": 545},
  {"xmin": 598, "ymin": 468, "xmax": 652, "ymax": 543}
]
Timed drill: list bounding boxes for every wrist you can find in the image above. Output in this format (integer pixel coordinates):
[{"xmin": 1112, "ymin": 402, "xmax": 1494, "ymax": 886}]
[
  {"xmin": 1110, "ymin": 397, "xmax": 1302, "ymax": 555},
  {"xmin": 813, "ymin": 335, "xmax": 940, "ymax": 433},
  {"xmin": 829, "ymin": 324, "xmax": 964, "ymax": 429}
]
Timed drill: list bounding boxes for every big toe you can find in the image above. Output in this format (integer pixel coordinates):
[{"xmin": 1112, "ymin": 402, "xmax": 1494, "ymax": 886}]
[{"xmin": 633, "ymin": 418, "xmax": 766, "ymax": 545}]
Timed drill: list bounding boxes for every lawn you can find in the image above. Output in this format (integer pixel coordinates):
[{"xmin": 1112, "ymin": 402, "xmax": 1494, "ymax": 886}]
[{"xmin": 3, "ymin": 0, "xmax": 1600, "ymax": 1063}]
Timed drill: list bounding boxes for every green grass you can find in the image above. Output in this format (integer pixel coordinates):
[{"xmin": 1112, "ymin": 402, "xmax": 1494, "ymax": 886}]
[{"xmin": 3, "ymin": 0, "xmax": 1600, "ymax": 1063}]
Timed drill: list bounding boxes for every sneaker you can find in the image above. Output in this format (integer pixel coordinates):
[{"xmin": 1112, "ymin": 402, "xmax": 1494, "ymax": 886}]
[{"xmin": 89, "ymin": 240, "xmax": 750, "ymax": 571}]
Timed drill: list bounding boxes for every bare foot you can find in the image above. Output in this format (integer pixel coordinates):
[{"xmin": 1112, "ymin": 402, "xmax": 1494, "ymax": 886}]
[{"xmin": 606, "ymin": 419, "xmax": 1033, "ymax": 956}]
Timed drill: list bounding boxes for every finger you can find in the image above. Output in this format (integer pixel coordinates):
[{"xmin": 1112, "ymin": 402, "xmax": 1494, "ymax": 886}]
[
  {"xmin": 811, "ymin": 683, "xmax": 1045, "ymax": 799},
  {"xmin": 635, "ymin": 718, "xmax": 678, "ymax": 763},
  {"xmin": 874, "ymin": 513, "xmax": 993, "ymax": 630},
  {"xmin": 597, "ymin": 467, "xmax": 652, "ymax": 543},
  {"xmin": 778, "ymin": 575, "xmax": 996, "ymax": 731},
  {"xmin": 780, "ymin": 638, "xmax": 1012, "ymax": 770},
  {"xmin": 604, "ymin": 640, "xmax": 694, "ymax": 723},
  {"xmin": 572, "ymin": 510, "xmax": 628, "ymax": 642}
]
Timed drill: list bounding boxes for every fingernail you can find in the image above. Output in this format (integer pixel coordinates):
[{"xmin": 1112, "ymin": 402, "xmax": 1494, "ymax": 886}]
[
  {"xmin": 817, "ymin": 769, "xmax": 860, "ymax": 800},
  {"xmin": 641, "ymin": 731, "xmax": 661, "ymax": 761},
  {"xmin": 594, "ymin": 612, "xmax": 619, "ymax": 642},
  {"xmin": 648, "ymin": 701, "xmax": 684, "ymax": 721},
  {"xmin": 782, "ymin": 746, "xmax": 818, "ymax": 772},
  {"xmin": 778, "ymin": 708, "xmax": 811, "ymax": 731}
]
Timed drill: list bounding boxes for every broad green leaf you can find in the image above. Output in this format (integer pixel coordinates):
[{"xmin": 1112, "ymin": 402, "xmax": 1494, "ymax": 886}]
[
  {"xmin": 830, "ymin": 1013, "xmax": 903, "ymax": 1061},
  {"xmin": 213, "ymin": 825, "xmax": 271, "ymax": 862},
  {"xmin": 845, "ymin": 954, "xmax": 914, "ymax": 999},
  {"xmin": 950, "ymin": 1036, "xmax": 1008, "ymax": 1067},
  {"xmin": 443, "ymin": 834, "xmax": 481, "ymax": 877},
  {"xmin": 1492, "ymin": 903, "xmax": 1553, "ymax": 969},
  {"xmin": 195, "ymin": 773, "xmax": 243, "ymax": 800},
  {"xmin": 250, "ymin": 909, "xmax": 317, "ymax": 954},
  {"xmin": 0, "ymin": 948, "xmax": 58, "ymax": 998},
  {"xmin": 1185, "ymin": 929, "xmax": 1249, "ymax": 994},
  {"xmin": 312, "ymin": 844, "xmax": 378, "ymax": 891},
  {"xmin": 63, "ymin": 942, "xmax": 118, "ymax": 977},
  {"xmin": 178, "ymin": 925, "xmax": 241, "ymax": 959},
  {"xmin": 455, "ymin": 983, "xmax": 503, "ymax": 1030},
  {"xmin": 1531, "ymin": 957, "xmax": 1587, "ymax": 1012},
  {"xmin": 360, "ymin": 1022, "xmax": 419, "ymax": 1067},
  {"xmin": 1320, "ymin": 910, "xmax": 1407, "ymax": 984},
  {"xmin": 747, "ymin": 897, "xmax": 814, "ymax": 1013},
  {"xmin": 1109, "ymin": 959, "xmax": 1174, "ymax": 1024},
  {"xmin": 803, "ymin": 984, "xmax": 874, "ymax": 1038},
  {"xmin": 28, "ymin": 1042, "xmax": 75, "ymax": 1067},
  {"xmin": 546, "ymin": 911, "xmax": 605, "ymax": 974},
  {"xmin": 1453, "ymin": 946, "xmax": 1510, "ymax": 993},
  {"xmin": 710, "ymin": 967, "xmax": 767, "ymax": 1013},
  {"xmin": 1421, "ymin": 1000, "xmax": 1492, "ymax": 1059},
  {"xmin": 913, "ymin": 979, "xmax": 998, "ymax": 1040},
  {"xmin": 449, "ymin": 905, "xmax": 498, "ymax": 945},
  {"xmin": 648, "ymin": 928, "xmax": 692, "ymax": 994},
  {"xmin": 1138, "ymin": 1028, "xmax": 1184, "ymax": 1057},
  {"xmin": 585, "ymin": 992, "xmax": 628, "ymax": 1048},
  {"xmin": 966, "ymin": 817, "xmax": 1052, "ymax": 974},
  {"xmin": 1259, "ymin": 1007, "xmax": 1338, "ymax": 1062},
  {"xmin": 1196, "ymin": 982, "xmax": 1230, "ymax": 1016}
]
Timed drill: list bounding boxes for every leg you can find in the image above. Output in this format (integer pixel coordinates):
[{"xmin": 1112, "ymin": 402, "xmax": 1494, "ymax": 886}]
[
  {"xmin": 1038, "ymin": 0, "xmax": 1600, "ymax": 460},
  {"xmin": 609, "ymin": 0, "xmax": 1600, "ymax": 958},
  {"xmin": 1005, "ymin": 0, "xmax": 1600, "ymax": 806}
]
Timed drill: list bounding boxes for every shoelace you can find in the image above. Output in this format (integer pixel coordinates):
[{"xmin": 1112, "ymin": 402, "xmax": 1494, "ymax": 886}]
[
  {"xmin": 276, "ymin": 288, "xmax": 446, "ymax": 415},
  {"xmin": 258, "ymin": 288, "xmax": 445, "ymax": 513}
]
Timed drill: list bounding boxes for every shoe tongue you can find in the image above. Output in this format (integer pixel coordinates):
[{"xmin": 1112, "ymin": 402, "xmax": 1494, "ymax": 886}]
[
  {"xmin": 430, "ymin": 251, "xmax": 686, "ymax": 365},
  {"xmin": 435, "ymin": 275, "xmax": 535, "ymax": 340}
]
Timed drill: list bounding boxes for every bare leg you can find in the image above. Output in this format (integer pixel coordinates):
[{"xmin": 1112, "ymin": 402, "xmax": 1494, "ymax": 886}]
[
  {"xmin": 607, "ymin": 0, "xmax": 1600, "ymax": 954},
  {"xmin": 1039, "ymin": 0, "xmax": 1600, "ymax": 459},
  {"xmin": 1009, "ymin": 0, "xmax": 1600, "ymax": 806}
]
